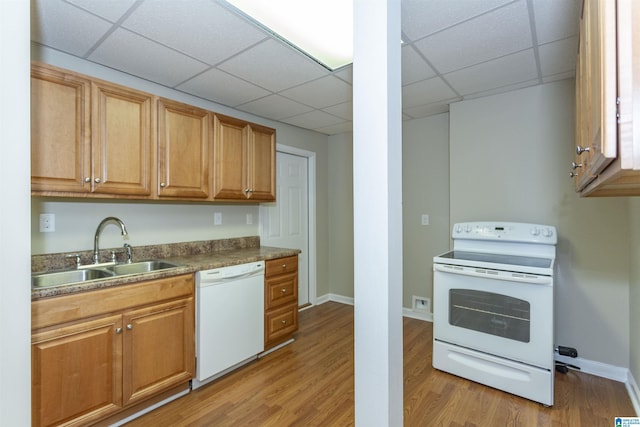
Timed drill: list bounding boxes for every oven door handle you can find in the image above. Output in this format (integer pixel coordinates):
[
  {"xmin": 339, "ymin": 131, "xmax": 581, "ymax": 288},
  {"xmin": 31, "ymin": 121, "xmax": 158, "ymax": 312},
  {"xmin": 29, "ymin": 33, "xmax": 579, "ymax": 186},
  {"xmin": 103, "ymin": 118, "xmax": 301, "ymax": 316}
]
[{"xmin": 433, "ymin": 263, "xmax": 552, "ymax": 285}]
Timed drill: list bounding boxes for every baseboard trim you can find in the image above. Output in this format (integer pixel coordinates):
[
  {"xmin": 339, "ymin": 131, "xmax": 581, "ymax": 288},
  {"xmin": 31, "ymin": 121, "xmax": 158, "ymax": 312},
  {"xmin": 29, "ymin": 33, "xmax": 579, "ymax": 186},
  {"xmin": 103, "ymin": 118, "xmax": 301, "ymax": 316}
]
[
  {"xmin": 626, "ymin": 371, "xmax": 640, "ymax": 416},
  {"xmin": 555, "ymin": 354, "xmax": 628, "ymax": 382},
  {"xmin": 316, "ymin": 294, "xmax": 433, "ymax": 321}
]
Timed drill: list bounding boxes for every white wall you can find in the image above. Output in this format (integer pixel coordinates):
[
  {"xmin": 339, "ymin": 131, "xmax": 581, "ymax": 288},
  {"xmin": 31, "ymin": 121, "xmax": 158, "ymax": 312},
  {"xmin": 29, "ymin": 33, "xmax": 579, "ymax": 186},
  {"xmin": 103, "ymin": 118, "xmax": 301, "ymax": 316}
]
[
  {"xmin": 450, "ymin": 80, "xmax": 631, "ymax": 368},
  {"xmin": 327, "ymin": 132, "xmax": 354, "ymax": 298},
  {"xmin": 1, "ymin": 1, "xmax": 32, "ymax": 424},
  {"xmin": 402, "ymin": 113, "xmax": 450, "ymax": 309}
]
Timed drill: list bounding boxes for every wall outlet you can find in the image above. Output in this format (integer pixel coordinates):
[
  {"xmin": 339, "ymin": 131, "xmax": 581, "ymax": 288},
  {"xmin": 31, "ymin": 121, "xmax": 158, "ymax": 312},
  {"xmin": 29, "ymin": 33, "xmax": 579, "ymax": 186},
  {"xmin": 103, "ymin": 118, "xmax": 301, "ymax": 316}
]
[
  {"xmin": 214, "ymin": 212, "xmax": 222, "ymax": 225},
  {"xmin": 421, "ymin": 214, "xmax": 429, "ymax": 226},
  {"xmin": 39, "ymin": 213, "xmax": 55, "ymax": 232},
  {"xmin": 246, "ymin": 213, "xmax": 253, "ymax": 225},
  {"xmin": 412, "ymin": 295, "xmax": 431, "ymax": 313}
]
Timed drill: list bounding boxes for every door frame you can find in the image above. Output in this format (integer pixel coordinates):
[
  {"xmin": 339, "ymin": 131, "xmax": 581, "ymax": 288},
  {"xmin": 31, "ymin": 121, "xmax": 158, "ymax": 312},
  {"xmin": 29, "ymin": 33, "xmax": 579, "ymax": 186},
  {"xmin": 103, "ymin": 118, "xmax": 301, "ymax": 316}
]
[{"xmin": 262, "ymin": 143, "xmax": 317, "ymax": 307}]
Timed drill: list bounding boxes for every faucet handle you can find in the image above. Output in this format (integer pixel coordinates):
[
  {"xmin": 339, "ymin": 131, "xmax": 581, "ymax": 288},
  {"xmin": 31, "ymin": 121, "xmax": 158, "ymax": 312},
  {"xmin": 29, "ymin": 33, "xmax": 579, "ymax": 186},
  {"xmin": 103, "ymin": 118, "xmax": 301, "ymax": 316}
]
[
  {"xmin": 65, "ymin": 253, "xmax": 81, "ymax": 268},
  {"xmin": 123, "ymin": 243, "xmax": 133, "ymax": 264}
]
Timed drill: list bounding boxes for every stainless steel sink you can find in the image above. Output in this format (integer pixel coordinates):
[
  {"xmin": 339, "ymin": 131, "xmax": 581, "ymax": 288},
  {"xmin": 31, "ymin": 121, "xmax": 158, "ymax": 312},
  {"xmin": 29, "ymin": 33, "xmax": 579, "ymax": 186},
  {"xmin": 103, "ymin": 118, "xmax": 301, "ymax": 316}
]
[
  {"xmin": 106, "ymin": 260, "xmax": 181, "ymax": 275},
  {"xmin": 32, "ymin": 260, "xmax": 181, "ymax": 289},
  {"xmin": 32, "ymin": 268, "xmax": 115, "ymax": 288}
]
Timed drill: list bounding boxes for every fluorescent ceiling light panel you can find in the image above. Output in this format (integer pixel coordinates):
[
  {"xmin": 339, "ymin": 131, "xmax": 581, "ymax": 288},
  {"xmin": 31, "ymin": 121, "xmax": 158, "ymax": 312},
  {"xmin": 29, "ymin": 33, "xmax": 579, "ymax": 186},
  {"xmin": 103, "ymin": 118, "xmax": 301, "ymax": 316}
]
[{"xmin": 223, "ymin": 0, "xmax": 353, "ymax": 70}]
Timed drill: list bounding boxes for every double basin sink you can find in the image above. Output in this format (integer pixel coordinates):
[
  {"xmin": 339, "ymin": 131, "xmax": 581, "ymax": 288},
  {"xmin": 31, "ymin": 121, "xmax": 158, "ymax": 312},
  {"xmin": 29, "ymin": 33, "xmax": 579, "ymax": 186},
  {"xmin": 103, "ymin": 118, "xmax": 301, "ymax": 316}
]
[{"xmin": 32, "ymin": 260, "xmax": 181, "ymax": 289}]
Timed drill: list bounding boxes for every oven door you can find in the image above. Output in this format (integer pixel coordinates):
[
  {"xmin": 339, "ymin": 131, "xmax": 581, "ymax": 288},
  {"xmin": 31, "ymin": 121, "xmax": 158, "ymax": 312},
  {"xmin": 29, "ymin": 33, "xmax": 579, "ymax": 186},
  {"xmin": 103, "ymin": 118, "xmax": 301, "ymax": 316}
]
[{"xmin": 433, "ymin": 263, "xmax": 553, "ymax": 370}]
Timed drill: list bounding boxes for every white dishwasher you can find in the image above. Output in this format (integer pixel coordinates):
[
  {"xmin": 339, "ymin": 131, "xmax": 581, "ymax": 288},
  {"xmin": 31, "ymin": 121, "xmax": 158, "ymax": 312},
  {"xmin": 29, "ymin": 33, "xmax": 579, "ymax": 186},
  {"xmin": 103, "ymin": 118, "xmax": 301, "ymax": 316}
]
[{"xmin": 192, "ymin": 261, "xmax": 264, "ymax": 390}]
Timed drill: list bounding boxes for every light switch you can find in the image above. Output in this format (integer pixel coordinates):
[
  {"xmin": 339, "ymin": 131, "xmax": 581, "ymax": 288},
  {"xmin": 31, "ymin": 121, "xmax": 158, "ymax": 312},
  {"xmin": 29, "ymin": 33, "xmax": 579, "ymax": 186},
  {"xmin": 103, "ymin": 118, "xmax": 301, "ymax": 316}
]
[
  {"xmin": 214, "ymin": 212, "xmax": 222, "ymax": 225},
  {"xmin": 421, "ymin": 214, "xmax": 429, "ymax": 226}
]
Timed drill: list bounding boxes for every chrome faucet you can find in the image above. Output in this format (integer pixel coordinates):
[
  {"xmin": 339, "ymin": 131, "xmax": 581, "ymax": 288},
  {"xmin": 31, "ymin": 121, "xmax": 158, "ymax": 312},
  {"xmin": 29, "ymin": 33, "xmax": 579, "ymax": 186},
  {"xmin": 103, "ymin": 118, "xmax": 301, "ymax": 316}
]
[{"xmin": 93, "ymin": 217, "xmax": 128, "ymax": 264}]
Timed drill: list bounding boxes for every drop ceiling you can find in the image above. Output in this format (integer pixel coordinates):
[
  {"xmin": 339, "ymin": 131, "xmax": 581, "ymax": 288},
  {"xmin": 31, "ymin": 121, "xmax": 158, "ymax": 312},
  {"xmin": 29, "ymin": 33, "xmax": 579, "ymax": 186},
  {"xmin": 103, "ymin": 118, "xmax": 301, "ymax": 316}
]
[{"xmin": 30, "ymin": 0, "xmax": 580, "ymax": 136}]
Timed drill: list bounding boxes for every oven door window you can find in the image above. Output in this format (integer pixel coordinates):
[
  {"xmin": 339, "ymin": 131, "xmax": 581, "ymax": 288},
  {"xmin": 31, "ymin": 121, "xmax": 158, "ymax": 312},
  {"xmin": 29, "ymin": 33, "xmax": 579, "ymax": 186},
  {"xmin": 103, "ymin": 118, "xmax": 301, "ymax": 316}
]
[{"xmin": 449, "ymin": 289, "xmax": 530, "ymax": 343}]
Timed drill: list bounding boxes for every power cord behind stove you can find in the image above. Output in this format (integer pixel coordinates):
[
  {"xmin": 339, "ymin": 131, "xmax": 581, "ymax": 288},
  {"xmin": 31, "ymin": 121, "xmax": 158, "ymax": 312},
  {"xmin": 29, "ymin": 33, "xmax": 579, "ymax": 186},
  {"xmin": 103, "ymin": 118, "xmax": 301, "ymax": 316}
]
[{"xmin": 554, "ymin": 345, "xmax": 579, "ymax": 374}]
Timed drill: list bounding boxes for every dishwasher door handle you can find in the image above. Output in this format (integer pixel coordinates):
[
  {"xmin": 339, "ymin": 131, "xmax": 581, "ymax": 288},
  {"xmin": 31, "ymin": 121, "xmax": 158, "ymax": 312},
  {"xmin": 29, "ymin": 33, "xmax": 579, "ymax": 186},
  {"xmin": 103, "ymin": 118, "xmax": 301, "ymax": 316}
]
[{"xmin": 200, "ymin": 270, "xmax": 264, "ymax": 285}]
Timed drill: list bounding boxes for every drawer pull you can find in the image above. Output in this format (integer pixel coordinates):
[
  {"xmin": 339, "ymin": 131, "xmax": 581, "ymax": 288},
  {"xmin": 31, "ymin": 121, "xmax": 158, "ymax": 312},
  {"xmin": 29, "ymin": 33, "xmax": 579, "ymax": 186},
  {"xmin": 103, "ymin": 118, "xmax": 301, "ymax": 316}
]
[
  {"xmin": 281, "ymin": 288, "xmax": 287, "ymax": 294},
  {"xmin": 281, "ymin": 320, "xmax": 287, "ymax": 324},
  {"xmin": 282, "ymin": 264, "xmax": 287, "ymax": 268}
]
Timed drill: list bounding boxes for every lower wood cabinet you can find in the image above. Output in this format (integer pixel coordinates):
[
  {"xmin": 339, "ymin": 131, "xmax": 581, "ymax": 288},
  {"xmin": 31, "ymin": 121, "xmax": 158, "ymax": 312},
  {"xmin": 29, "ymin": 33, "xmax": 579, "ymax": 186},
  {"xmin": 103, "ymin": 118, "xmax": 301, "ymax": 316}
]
[
  {"xmin": 264, "ymin": 255, "xmax": 299, "ymax": 349},
  {"xmin": 31, "ymin": 274, "xmax": 195, "ymax": 427}
]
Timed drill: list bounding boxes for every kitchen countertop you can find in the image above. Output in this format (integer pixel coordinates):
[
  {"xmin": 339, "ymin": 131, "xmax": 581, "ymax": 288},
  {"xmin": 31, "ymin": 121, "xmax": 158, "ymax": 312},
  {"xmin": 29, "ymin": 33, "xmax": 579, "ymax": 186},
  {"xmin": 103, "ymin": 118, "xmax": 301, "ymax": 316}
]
[{"xmin": 31, "ymin": 237, "xmax": 300, "ymax": 301}]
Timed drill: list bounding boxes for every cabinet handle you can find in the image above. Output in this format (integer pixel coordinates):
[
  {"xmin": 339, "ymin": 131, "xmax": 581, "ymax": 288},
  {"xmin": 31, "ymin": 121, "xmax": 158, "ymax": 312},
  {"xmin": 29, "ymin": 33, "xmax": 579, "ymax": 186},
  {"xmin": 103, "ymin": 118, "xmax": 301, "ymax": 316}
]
[
  {"xmin": 244, "ymin": 188, "xmax": 250, "ymax": 193},
  {"xmin": 576, "ymin": 146, "xmax": 590, "ymax": 155},
  {"xmin": 115, "ymin": 327, "xmax": 123, "ymax": 334},
  {"xmin": 281, "ymin": 320, "xmax": 287, "ymax": 325},
  {"xmin": 282, "ymin": 264, "xmax": 286, "ymax": 269},
  {"xmin": 126, "ymin": 324, "xmax": 133, "ymax": 330},
  {"xmin": 160, "ymin": 182, "xmax": 166, "ymax": 188},
  {"xmin": 84, "ymin": 177, "xmax": 91, "ymax": 183},
  {"xmin": 281, "ymin": 288, "xmax": 287, "ymax": 294},
  {"xmin": 571, "ymin": 162, "xmax": 582, "ymax": 170},
  {"xmin": 569, "ymin": 172, "xmax": 578, "ymax": 178},
  {"xmin": 94, "ymin": 177, "xmax": 101, "ymax": 183}
]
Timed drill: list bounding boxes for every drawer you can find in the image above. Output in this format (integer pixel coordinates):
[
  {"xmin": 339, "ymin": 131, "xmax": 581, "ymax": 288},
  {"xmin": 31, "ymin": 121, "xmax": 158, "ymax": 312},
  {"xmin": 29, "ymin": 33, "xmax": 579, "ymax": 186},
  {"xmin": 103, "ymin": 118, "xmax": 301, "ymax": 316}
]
[
  {"xmin": 265, "ymin": 304, "xmax": 298, "ymax": 345},
  {"xmin": 265, "ymin": 255, "xmax": 298, "ymax": 278},
  {"xmin": 265, "ymin": 272, "xmax": 298, "ymax": 309}
]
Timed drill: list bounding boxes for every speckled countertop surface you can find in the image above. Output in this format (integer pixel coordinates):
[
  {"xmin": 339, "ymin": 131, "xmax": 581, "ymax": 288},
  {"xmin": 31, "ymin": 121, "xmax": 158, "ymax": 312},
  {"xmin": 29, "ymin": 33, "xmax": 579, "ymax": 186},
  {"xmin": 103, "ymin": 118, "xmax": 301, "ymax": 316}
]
[{"xmin": 31, "ymin": 237, "xmax": 300, "ymax": 301}]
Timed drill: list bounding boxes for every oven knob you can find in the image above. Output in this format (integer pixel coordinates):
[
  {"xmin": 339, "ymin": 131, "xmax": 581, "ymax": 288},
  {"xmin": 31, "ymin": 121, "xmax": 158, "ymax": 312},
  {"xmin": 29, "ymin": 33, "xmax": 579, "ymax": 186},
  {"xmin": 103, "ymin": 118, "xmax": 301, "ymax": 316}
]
[
  {"xmin": 542, "ymin": 228, "xmax": 553, "ymax": 237},
  {"xmin": 530, "ymin": 227, "xmax": 540, "ymax": 236},
  {"xmin": 455, "ymin": 225, "xmax": 463, "ymax": 233},
  {"xmin": 465, "ymin": 225, "xmax": 472, "ymax": 233}
]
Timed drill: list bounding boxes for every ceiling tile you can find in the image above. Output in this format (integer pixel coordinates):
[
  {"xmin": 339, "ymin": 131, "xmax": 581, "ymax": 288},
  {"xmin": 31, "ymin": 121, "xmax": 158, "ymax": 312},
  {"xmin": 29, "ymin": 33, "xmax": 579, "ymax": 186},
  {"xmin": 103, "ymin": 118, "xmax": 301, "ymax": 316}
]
[
  {"xmin": 31, "ymin": 0, "xmax": 113, "ymax": 56},
  {"xmin": 404, "ymin": 102, "xmax": 451, "ymax": 119},
  {"xmin": 66, "ymin": 0, "xmax": 137, "ymax": 22},
  {"xmin": 402, "ymin": 46, "xmax": 436, "ymax": 86},
  {"xmin": 323, "ymin": 102, "xmax": 353, "ymax": 121},
  {"xmin": 177, "ymin": 68, "xmax": 270, "ymax": 107},
  {"xmin": 538, "ymin": 36, "xmax": 578, "ymax": 76},
  {"xmin": 237, "ymin": 94, "xmax": 314, "ymax": 120},
  {"xmin": 413, "ymin": 1, "xmax": 531, "ymax": 74},
  {"xmin": 334, "ymin": 66, "xmax": 353, "ymax": 84},
  {"xmin": 315, "ymin": 121, "xmax": 353, "ymax": 135},
  {"xmin": 279, "ymin": 76, "xmax": 352, "ymax": 109},
  {"xmin": 445, "ymin": 49, "xmax": 538, "ymax": 95},
  {"xmin": 533, "ymin": 0, "xmax": 580, "ymax": 44},
  {"xmin": 122, "ymin": 0, "xmax": 267, "ymax": 65},
  {"xmin": 218, "ymin": 39, "xmax": 328, "ymax": 92},
  {"xmin": 401, "ymin": 0, "xmax": 513, "ymax": 41},
  {"xmin": 402, "ymin": 76, "xmax": 458, "ymax": 109},
  {"xmin": 280, "ymin": 110, "xmax": 345, "ymax": 130},
  {"xmin": 88, "ymin": 28, "xmax": 210, "ymax": 87}
]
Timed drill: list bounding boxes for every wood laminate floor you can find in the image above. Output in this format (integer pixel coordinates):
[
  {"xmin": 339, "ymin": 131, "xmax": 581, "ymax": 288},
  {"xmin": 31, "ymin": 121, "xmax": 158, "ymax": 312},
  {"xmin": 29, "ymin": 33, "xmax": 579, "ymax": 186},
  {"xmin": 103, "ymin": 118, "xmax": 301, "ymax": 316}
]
[{"xmin": 125, "ymin": 302, "xmax": 635, "ymax": 426}]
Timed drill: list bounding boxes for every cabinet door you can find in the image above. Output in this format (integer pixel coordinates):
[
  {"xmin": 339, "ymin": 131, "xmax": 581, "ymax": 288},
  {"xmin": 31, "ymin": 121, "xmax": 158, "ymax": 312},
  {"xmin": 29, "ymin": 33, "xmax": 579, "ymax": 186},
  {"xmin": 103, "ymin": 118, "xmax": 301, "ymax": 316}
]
[
  {"xmin": 122, "ymin": 298, "xmax": 195, "ymax": 406},
  {"xmin": 213, "ymin": 114, "xmax": 249, "ymax": 200},
  {"xmin": 584, "ymin": 0, "xmax": 617, "ymax": 176},
  {"xmin": 32, "ymin": 315, "xmax": 122, "ymax": 427},
  {"xmin": 31, "ymin": 63, "xmax": 91, "ymax": 193},
  {"xmin": 247, "ymin": 124, "xmax": 276, "ymax": 201},
  {"xmin": 158, "ymin": 98, "xmax": 210, "ymax": 198},
  {"xmin": 92, "ymin": 81, "xmax": 155, "ymax": 196}
]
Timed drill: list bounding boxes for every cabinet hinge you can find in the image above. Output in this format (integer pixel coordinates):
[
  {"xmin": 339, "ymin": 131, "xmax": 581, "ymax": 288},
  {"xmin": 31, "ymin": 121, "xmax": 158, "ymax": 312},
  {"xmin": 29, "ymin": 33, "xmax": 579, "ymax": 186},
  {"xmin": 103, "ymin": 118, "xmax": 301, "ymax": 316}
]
[{"xmin": 616, "ymin": 96, "xmax": 621, "ymax": 124}]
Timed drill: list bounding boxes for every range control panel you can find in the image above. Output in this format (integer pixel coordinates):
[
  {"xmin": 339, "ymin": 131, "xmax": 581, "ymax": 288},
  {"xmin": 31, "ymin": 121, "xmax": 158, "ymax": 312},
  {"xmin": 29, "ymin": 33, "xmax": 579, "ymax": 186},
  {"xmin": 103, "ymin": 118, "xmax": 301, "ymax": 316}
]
[{"xmin": 452, "ymin": 222, "xmax": 557, "ymax": 245}]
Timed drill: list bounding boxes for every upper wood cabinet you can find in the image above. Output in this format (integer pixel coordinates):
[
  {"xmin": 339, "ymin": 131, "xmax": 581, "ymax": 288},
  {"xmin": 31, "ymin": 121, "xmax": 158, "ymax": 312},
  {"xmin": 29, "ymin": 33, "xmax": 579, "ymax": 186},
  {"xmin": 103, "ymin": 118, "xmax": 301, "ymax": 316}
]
[
  {"xmin": 31, "ymin": 63, "xmax": 277, "ymax": 202},
  {"xmin": 31, "ymin": 63, "xmax": 155, "ymax": 197},
  {"xmin": 31, "ymin": 63, "xmax": 91, "ymax": 193},
  {"xmin": 157, "ymin": 98, "xmax": 211, "ymax": 199},
  {"xmin": 213, "ymin": 114, "xmax": 276, "ymax": 201},
  {"xmin": 573, "ymin": 0, "xmax": 640, "ymax": 196}
]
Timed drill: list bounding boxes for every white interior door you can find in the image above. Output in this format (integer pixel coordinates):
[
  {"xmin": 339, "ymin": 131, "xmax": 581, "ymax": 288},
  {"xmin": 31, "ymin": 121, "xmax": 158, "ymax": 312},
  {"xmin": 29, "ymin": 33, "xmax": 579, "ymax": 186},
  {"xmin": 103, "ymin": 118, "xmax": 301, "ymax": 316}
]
[{"xmin": 260, "ymin": 150, "xmax": 310, "ymax": 306}]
